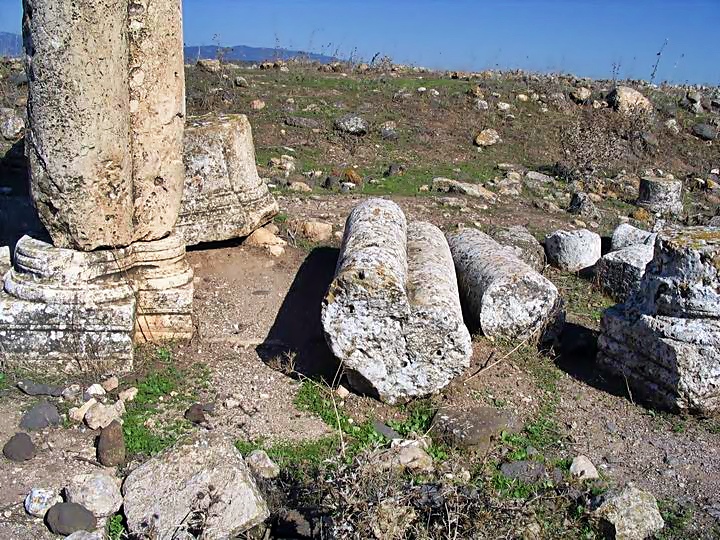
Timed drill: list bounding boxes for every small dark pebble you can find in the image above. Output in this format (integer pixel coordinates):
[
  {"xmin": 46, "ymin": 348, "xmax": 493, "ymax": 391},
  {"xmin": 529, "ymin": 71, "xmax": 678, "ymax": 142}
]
[
  {"xmin": 184, "ymin": 403, "xmax": 206, "ymax": 424},
  {"xmin": 3, "ymin": 432, "xmax": 36, "ymax": 462}
]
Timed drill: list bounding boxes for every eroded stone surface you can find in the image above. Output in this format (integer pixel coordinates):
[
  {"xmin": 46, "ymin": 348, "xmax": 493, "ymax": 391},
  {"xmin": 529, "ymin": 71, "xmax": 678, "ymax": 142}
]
[
  {"xmin": 0, "ymin": 234, "xmax": 193, "ymax": 373},
  {"xmin": 596, "ymin": 243, "xmax": 654, "ymax": 302},
  {"xmin": 127, "ymin": 0, "xmax": 186, "ymax": 243},
  {"xmin": 611, "ymin": 223, "xmax": 656, "ymax": 251},
  {"xmin": 637, "ymin": 177, "xmax": 683, "ymax": 216},
  {"xmin": 448, "ymin": 228, "xmax": 564, "ymax": 342},
  {"xmin": 488, "ymin": 225, "xmax": 546, "ymax": 272},
  {"xmin": 123, "ymin": 433, "xmax": 268, "ymax": 540},
  {"xmin": 23, "ymin": 0, "xmax": 133, "ymax": 250},
  {"xmin": 545, "ymin": 229, "xmax": 601, "ymax": 271},
  {"xmin": 322, "ymin": 199, "xmax": 472, "ymax": 404},
  {"xmin": 177, "ymin": 114, "xmax": 278, "ymax": 245},
  {"xmin": 597, "ymin": 227, "xmax": 720, "ymax": 412}
]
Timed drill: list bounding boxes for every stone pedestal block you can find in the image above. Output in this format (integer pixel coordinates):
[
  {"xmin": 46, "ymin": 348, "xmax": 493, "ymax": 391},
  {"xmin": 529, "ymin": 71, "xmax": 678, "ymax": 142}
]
[
  {"xmin": 597, "ymin": 227, "xmax": 720, "ymax": 412},
  {"xmin": 637, "ymin": 177, "xmax": 683, "ymax": 216},
  {"xmin": 177, "ymin": 114, "xmax": 278, "ymax": 245},
  {"xmin": 0, "ymin": 234, "xmax": 193, "ymax": 374}
]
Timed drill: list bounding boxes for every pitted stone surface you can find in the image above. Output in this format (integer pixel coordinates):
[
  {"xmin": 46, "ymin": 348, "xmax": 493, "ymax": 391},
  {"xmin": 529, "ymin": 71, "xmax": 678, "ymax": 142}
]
[
  {"xmin": 448, "ymin": 228, "xmax": 564, "ymax": 342},
  {"xmin": 128, "ymin": 0, "xmax": 186, "ymax": 242},
  {"xmin": 488, "ymin": 225, "xmax": 546, "ymax": 272},
  {"xmin": 177, "ymin": 114, "xmax": 278, "ymax": 245},
  {"xmin": 637, "ymin": 177, "xmax": 683, "ymax": 216},
  {"xmin": 598, "ymin": 227, "xmax": 720, "ymax": 412},
  {"xmin": 23, "ymin": 0, "xmax": 133, "ymax": 250},
  {"xmin": 322, "ymin": 199, "xmax": 472, "ymax": 404}
]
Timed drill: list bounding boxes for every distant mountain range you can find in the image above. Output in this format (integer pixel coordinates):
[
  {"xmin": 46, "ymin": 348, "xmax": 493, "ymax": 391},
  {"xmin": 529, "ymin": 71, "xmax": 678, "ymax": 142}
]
[{"xmin": 0, "ymin": 32, "xmax": 335, "ymax": 64}]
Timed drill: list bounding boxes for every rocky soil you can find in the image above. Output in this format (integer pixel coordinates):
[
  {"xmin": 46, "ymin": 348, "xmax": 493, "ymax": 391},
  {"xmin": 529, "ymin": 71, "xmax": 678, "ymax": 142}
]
[{"xmin": 1, "ymin": 57, "xmax": 719, "ymax": 539}]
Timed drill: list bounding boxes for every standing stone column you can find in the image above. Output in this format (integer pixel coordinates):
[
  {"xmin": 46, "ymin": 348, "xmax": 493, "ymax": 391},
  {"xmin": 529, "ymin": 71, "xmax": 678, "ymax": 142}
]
[
  {"xmin": 23, "ymin": 0, "xmax": 133, "ymax": 250},
  {"xmin": 128, "ymin": 0, "xmax": 187, "ymax": 242}
]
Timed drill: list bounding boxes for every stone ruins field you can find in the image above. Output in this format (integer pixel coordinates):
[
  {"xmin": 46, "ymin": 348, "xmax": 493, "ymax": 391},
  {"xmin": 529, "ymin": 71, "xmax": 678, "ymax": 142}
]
[{"xmin": 1, "ymin": 54, "xmax": 720, "ymax": 539}]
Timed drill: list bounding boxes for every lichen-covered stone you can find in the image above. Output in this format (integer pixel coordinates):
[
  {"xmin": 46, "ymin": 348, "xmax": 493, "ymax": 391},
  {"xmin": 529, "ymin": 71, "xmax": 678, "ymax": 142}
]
[
  {"xmin": 322, "ymin": 199, "xmax": 471, "ymax": 404},
  {"xmin": 637, "ymin": 177, "xmax": 683, "ymax": 216},
  {"xmin": 594, "ymin": 485, "xmax": 664, "ymax": 540},
  {"xmin": 488, "ymin": 225, "xmax": 546, "ymax": 272},
  {"xmin": 545, "ymin": 229, "xmax": 601, "ymax": 271},
  {"xmin": 596, "ymin": 243, "xmax": 654, "ymax": 302},
  {"xmin": 177, "ymin": 114, "xmax": 278, "ymax": 245},
  {"xmin": 597, "ymin": 227, "xmax": 720, "ymax": 412},
  {"xmin": 127, "ymin": 0, "xmax": 187, "ymax": 242},
  {"xmin": 447, "ymin": 228, "xmax": 564, "ymax": 342},
  {"xmin": 23, "ymin": 0, "xmax": 133, "ymax": 250}
]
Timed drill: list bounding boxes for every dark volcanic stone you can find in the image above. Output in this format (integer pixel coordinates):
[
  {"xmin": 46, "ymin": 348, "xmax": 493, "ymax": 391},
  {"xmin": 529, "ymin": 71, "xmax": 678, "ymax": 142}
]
[
  {"xmin": 2, "ymin": 432, "xmax": 36, "ymax": 462},
  {"xmin": 17, "ymin": 379, "xmax": 63, "ymax": 397},
  {"xmin": 322, "ymin": 176, "xmax": 341, "ymax": 191},
  {"xmin": 19, "ymin": 401, "xmax": 60, "ymax": 430},
  {"xmin": 45, "ymin": 502, "xmax": 97, "ymax": 535},
  {"xmin": 372, "ymin": 421, "xmax": 401, "ymax": 440},
  {"xmin": 692, "ymin": 123, "xmax": 717, "ymax": 141},
  {"xmin": 97, "ymin": 420, "xmax": 126, "ymax": 467},
  {"xmin": 500, "ymin": 460, "xmax": 564, "ymax": 485},
  {"xmin": 184, "ymin": 403, "xmax": 206, "ymax": 424}
]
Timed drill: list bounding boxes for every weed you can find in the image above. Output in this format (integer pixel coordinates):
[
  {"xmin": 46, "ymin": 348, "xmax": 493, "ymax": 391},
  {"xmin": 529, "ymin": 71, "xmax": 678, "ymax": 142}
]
[
  {"xmin": 0, "ymin": 372, "xmax": 8, "ymax": 391},
  {"xmin": 107, "ymin": 513, "xmax": 127, "ymax": 540},
  {"xmin": 235, "ymin": 436, "xmax": 339, "ymax": 470},
  {"xmin": 657, "ymin": 499, "xmax": 695, "ymax": 540},
  {"xmin": 273, "ymin": 211, "xmax": 289, "ymax": 224},
  {"xmin": 491, "ymin": 470, "xmax": 540, "ymax": 499}
]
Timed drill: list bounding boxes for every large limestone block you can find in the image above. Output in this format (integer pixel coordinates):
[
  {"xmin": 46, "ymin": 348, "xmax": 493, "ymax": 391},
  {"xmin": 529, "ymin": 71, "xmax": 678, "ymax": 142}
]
[
  {"xmin": 596, "ymin": 243, "xmax": 654, "ymax": 302},
  {"xmin": 635, "ymin": 227, "xmax": 720, "ymax": 318},
  {"xmin": 128, "ymin": 0, "xmax": 187, "ymax": 242},
  {"xmin": 123, "ymin": 433, "xmax": 269, "ymax": 540},
  {"xmin": 322, "ymin": 199, "xmax": 472, "ymax": 404},
  {"xmin": 447, "ymin": 228, "xmax": 564, "ymax": 342},
  {"xmin": 177, "ymin": 114, "xmax": 278, "ymax": 245},
  {"xmin": 611, "ymin": 223, "xmax": 656, "ymax": 251},
  {"xmin": 598, "ymin": 307, "xmax": 720, "ymax": 412},
  {"xmin": 23, "ymin": 0, "xmax": 133, "ymax": 250},
  {"xmin": 607, "ymin": 86, "xmax": 653, "ymax": 116},
  {"xmin": 597, "ymin": 227, "xmax": 720, "ymax": 412}
]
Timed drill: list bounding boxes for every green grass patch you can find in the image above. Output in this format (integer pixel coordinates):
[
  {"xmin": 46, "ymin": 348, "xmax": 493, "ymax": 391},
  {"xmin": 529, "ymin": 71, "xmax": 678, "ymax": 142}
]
[
  {"xmin": 235, "ymin": 436, "xmax": 339, "ymax": 470},
  {"xmin": 122, "ymin": 349, "xmax": 208, "ymax": 457},
  {"xmin": 550, "ymin": 270, "xmax": 614, "ymax": 325},
  {"xmin": 657, "ymin": 499, "xmax": 695, "ymax": 540}
]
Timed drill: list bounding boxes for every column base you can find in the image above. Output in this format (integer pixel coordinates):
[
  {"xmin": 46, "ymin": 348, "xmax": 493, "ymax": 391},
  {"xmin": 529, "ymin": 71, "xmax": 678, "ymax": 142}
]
[{"xmin": 0, "ymin": 233, "xmax": 194, "ymax": 374}]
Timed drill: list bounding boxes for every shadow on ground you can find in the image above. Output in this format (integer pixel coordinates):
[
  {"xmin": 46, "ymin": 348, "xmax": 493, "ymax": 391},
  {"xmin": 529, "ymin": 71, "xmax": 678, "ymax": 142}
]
[
  {"xmin": 257, "ymin": 246, "xmax": 341, "ymax": 383},
  {"xmin": 556, "ymin": 321, "xmax": 635, "ymax": 404}
]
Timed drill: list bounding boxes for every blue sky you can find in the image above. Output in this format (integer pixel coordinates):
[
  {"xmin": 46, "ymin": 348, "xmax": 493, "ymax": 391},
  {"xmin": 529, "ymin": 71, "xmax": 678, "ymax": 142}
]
[{"xmin": 1, "ymin": 0, "xmax": 718, "ymax": 84}]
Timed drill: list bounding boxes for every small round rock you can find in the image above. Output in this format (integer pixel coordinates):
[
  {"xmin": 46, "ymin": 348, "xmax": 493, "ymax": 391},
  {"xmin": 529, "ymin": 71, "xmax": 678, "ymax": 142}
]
[
  {"xmin": 24, "ymin": 487, "xmax": 62, "ymax": 518},
  {"xmin": 3, "ymin": 432, "xmax": 36, "ymax": 462},
  {"xmin": 246, "ymin": 449, "xmax": 280, "ymax": 479},
  {"xmin": 45, "ymin": 502, "xmax": 97, "ymax": 536}
]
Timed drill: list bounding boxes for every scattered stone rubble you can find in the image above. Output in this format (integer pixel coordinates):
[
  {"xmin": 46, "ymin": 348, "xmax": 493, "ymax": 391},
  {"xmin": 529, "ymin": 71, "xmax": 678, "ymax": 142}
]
[
  {"xmin": 448, "ymin": 228, "xmax": 564, "ymax": 342},
  {"xmin": 322, "ymin": 199, "xmax": 472, "ymax": 403},
  {"xmin": 598, "ymin": 226, "xmax": 720, "ymax": 412}
]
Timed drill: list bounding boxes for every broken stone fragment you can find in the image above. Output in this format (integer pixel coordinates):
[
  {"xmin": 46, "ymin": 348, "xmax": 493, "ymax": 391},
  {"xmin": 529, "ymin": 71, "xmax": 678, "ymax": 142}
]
[
  {"xmin": 431, "ymin": 406, "xmax": 521, "ymax": 453},
  {"xmin": 570, "ymin": 455, "xmax": 599, "ymax": 480},
  {"xmin": 545, "ymin": 229, "xmax": 602, "ymax": 272},
  {"xmin": 447, "ymin": 228, "xmax": 564, "ymax": 342},
  {"xmin": 432, "ymin": 177, "xmax": 496, "ymax": 202},
  {"xmin": 24, "ymin": 487, "xmax": 62, "ymax": 518},
  {"xmin": 65, "ymin": 471, "xmax": 123, "ymax": 518},
  {"xmin": 594, "ymin": 485, "xmax": 664, "ymax": 540},
  {"xmin": 122, "ymin": 433, "xmax": 268, "ymax": 540},
  {"xmin": 246, "ymin": 449, "xmax": 280, "ymax": 479},
  {"xmin": 322, "ymin": 199, "xmax": 472, "ymax": 404},
  {"xmin": 596, "ymin": 243, "xmax": 654, "ymax": 302},
  {"xmin": 177, "ymin": 114, "xmax": 278, "ymax": 246}
]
